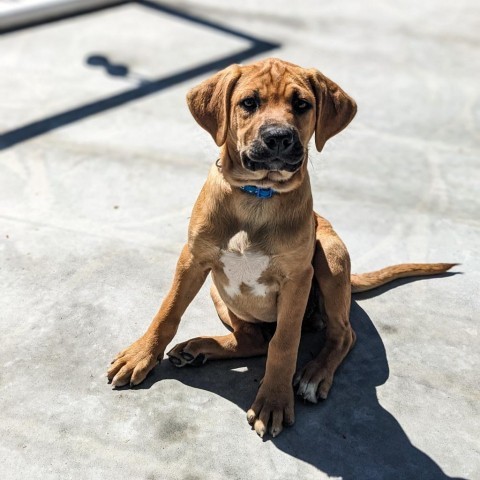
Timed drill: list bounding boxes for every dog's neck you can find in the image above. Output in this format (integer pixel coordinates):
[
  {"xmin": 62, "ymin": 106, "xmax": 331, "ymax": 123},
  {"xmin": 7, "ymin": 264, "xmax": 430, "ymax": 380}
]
[{"xmin": 206, "ymin": 155, "xmax": 314, "ymax": 232}]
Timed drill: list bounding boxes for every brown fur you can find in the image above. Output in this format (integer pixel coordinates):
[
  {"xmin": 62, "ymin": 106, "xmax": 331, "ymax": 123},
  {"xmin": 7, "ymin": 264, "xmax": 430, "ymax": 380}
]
[{"xmin": 107, "ymin": 58, "xmax": 455, "ymax": 438}]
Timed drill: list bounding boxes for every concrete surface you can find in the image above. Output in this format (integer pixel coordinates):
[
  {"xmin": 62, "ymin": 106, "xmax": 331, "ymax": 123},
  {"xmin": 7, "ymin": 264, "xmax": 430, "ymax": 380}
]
[
  {"xmin": 0, "ymin": 1, "xmax": 479, "ymax": 479},
  {"xmin": 0, "ymin": 1, "xmax": 126, "ymax": 32}
]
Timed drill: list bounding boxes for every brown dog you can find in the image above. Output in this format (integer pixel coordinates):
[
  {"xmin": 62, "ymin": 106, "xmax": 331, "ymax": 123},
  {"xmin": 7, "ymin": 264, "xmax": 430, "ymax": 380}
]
[{"xmin": 107, "ymin": 58, "xmax": 455, "ymax": 438}]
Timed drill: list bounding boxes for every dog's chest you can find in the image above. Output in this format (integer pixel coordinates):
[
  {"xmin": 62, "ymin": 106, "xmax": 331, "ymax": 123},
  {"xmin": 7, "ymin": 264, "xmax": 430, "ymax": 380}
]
[{"xmin": 219, "ymin": 231, "xmax": 271, "ymax": 298}]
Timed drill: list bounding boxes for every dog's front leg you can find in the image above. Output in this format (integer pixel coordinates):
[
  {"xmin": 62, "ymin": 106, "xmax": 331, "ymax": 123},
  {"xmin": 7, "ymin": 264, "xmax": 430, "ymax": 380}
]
[
  {"xmin": 247, "ymin": 266, "xmax": 314, "ymax": 438},
  {"xmin": 107, "ymin": 244, "xmax": 209, "ymax": 387}
]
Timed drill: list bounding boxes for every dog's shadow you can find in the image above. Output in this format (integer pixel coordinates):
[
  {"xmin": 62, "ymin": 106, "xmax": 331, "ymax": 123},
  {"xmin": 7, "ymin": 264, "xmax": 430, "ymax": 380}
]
[{"xmin": 137, "ymin": 300, "xmax": 464, "ymax": 480}]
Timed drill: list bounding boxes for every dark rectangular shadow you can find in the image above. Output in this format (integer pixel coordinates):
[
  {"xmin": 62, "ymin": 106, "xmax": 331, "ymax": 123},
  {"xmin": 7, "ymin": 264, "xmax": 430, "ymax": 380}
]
[{"xmin": 0, "ymin": 0, "xmax": 280, "ymax": 150}]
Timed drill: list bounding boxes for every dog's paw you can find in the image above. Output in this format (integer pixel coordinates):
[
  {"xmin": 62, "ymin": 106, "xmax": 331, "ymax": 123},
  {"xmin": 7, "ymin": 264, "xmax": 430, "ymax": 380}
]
[
  {"xmin": 246, "ymin": 382, "xmax": 295, "ymax": 438},
  {"xmin": 293, "ymin": 360, "xmax": 333, "ymax": 403},
  {"xmin": 166, "ymin": 338, "xmax": 209, "ymax": 368},
  {"xmin": 107, "ymin": 337, "xmax": 160, "ymax": 387}
]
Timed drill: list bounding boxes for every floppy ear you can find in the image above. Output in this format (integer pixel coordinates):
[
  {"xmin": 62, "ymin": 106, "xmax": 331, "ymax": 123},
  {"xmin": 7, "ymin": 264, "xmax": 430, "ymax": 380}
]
[
  {"xmin": 186, "ymin": 65, "xmax": 242, "ymax": 146},
  {"xmin": 308, "ymin": 69, "xmax": 357, "ymax": 152}
]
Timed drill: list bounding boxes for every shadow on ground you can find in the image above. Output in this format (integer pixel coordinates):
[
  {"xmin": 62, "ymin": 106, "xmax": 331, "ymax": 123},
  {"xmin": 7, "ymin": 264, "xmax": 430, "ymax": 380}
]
[
  {"xmin": 132, "ymin": 300, "xmax": 465, "ymax": 480},
  {"xmin": 0, "ymin": 0, "xmax": 279, "ymax": 150}
]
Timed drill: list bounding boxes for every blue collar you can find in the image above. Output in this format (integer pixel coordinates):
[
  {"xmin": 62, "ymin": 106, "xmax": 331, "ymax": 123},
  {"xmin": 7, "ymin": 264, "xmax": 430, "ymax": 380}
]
[{"xmin": 240, "ymin": 185, "xmax": 277, "ymax": 199}]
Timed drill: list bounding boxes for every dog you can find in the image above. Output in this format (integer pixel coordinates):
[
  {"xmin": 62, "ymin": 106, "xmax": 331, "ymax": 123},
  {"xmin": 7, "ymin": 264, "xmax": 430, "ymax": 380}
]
[{"xmin": 107, "ymin": 58, "xmax": 455, "ymax": 438}]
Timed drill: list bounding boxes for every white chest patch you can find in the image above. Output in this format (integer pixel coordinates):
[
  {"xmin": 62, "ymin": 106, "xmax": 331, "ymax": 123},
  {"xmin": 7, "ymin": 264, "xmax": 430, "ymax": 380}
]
[{"xmin": 220, "ymin": 231, "xmax": 270, "ymax": 298}]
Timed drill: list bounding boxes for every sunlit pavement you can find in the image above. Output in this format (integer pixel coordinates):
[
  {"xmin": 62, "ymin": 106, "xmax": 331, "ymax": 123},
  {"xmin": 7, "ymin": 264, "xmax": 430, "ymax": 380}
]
[{"xmin": 0, "ymin": 1, "xmax": 478, "ymax": 479}]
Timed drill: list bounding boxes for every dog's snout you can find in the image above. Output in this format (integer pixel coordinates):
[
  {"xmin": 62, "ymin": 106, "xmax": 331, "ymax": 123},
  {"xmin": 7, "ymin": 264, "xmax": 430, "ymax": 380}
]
[
  {"xmin": 244, "ymin": 123, "xmax": 304, "ymax": 172},
  {"xmin": 261, "ymin": 125, "xmax": 295, "ymax": 154}
]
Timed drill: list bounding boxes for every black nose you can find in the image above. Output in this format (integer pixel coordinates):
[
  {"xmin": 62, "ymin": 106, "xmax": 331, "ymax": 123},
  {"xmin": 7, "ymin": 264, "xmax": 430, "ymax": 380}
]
[{"xmin": 261, "ymin": 125, "xmax": 295, "ymax": 154}]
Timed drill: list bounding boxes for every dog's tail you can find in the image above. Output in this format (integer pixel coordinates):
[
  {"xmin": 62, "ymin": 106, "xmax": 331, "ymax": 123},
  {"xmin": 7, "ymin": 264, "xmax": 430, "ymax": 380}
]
[{"xmin": 350, "ymin": 263, "xmax": 458, "ymax": 293}]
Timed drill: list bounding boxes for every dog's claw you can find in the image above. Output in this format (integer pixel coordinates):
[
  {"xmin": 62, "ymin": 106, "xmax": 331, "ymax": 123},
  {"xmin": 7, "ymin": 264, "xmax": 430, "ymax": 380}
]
[
  {"xmin": 180, "ymin": 352, "xmax": 194, "ymax": 361},
  {"xmin": 295, "ymin": 362, "xmax": 334, "ymax": 403},
  {"xmin": 189, "ymin": 353, "xmax": 206, "ymax": 367},
  {"xmin": 167, "ymin": 350, "xmax": 207, "ymax": 368},
  {"xmin": 168, "ymin": 356, "xmax": 182, "ymax": 366}
]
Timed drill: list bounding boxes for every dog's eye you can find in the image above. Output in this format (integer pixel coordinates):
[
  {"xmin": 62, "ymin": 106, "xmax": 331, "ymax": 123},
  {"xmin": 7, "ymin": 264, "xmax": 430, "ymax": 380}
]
[
  {"xmin": 293, "ymin": 99, "xmax": 311, "ymax": 113},
  {"xmin": 241, "ymin": 97, "xmax": 258, "ymax": 111}
]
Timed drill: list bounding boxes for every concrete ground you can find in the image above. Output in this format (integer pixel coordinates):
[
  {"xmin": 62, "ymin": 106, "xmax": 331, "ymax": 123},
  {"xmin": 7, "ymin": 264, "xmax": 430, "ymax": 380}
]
[{"xmin": 0, "ymin": 1, "xmax": 479, "ymax": 479}]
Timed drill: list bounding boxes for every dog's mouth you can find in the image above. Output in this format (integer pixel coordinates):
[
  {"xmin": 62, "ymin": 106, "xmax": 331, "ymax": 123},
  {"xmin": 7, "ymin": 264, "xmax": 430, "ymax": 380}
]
[
  {"xmin": 241, "ymin": 126, "xmax": 306, "ymax": 174},
  {"xmin": 241, "ymin": 152, "xmax": 304, "ymax": 173}
]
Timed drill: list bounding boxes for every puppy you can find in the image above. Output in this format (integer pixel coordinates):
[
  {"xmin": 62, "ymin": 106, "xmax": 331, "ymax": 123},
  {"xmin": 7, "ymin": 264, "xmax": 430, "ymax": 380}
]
[{"xmin": 108, "ymin": 58, "xmax": 455, "ymax": 438}]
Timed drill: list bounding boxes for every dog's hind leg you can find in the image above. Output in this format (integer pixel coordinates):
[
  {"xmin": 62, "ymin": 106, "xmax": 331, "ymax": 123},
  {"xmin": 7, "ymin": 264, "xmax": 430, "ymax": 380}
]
[
  {"xmin": 166, "ymin": 285, "xmax": 270, "ymax": 367},
  {"xmin": 294, "ymin": 213, "xmax": 356, "ymax": 403}
]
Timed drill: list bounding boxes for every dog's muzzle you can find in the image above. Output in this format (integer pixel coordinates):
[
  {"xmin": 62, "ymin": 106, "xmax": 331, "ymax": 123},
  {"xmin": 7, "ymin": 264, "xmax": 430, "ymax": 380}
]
[{"xmin": 242, "ymin": 124, "xmax": 304, "ymax": 172}]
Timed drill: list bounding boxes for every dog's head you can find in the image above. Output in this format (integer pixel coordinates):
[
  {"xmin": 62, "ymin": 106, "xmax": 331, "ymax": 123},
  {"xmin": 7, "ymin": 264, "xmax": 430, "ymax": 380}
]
[{"xmin": 187, "ymin": 58, "xmax": 356, "ymax": 192}]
